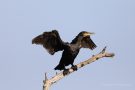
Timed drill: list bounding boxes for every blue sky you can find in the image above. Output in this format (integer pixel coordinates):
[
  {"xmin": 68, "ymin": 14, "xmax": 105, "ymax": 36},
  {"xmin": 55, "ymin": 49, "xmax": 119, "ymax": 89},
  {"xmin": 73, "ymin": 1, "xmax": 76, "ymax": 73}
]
[{"xmin": 0, "ymin": 0, "xmax": 135, "ymax": 90}]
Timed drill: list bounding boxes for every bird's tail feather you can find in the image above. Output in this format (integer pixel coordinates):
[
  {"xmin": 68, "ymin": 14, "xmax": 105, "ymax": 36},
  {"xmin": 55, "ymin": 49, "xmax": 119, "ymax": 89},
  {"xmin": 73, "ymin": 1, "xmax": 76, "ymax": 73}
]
[{"xmin": 54, "ymin": 64, "xmax": 65, "ymax": 71}]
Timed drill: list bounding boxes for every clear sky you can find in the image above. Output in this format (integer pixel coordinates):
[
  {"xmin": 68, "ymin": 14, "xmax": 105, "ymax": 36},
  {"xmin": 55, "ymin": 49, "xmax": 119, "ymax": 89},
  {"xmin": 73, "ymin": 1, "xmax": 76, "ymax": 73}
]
[{"xmin": 0, "ymin": 0, "xmax": 135, "ymax": 90}]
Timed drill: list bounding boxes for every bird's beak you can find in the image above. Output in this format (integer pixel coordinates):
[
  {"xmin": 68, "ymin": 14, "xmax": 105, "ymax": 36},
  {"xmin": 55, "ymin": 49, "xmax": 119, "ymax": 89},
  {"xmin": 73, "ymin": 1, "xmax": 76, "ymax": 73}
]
[
  {"xmin": 89, "ymin": 32, "xmax": 95, "ymax": 35},
  {"xmin": 83, "ymin": 32, "xmax": 95, "ymax": 37}
]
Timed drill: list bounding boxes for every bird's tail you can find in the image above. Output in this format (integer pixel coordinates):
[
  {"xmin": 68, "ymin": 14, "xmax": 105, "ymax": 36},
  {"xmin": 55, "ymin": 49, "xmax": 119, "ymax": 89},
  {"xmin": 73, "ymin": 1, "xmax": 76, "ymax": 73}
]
[{"xmin": 54, "ymin": 64, "xmax": 65, "ymax": 71}]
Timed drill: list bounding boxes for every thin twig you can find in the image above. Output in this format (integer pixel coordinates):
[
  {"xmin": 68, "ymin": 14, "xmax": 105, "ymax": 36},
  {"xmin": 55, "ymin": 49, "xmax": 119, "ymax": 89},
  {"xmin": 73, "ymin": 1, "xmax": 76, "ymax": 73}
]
[{"xmin": 43, "ymin": 47, "xmax": 115, "ymax": 90}]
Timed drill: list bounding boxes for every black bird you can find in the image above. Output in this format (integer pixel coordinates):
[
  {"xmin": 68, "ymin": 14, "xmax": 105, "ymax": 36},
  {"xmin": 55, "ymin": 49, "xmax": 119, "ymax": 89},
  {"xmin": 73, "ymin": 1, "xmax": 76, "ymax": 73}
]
[{"xmin": 32, "ymin": 30, "xmax": 97, "ymax": 71}]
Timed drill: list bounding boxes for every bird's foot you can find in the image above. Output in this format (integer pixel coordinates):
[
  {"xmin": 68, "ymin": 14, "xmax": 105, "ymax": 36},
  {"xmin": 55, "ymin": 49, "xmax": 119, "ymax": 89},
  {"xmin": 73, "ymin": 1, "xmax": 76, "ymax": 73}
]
[
  {"xmin": 71, "ymin": 65, "xmax": 78, "ymax": 71},
  {"xmin": 63, "ymin": 69, "xmax": 69, "ymax": 76}
]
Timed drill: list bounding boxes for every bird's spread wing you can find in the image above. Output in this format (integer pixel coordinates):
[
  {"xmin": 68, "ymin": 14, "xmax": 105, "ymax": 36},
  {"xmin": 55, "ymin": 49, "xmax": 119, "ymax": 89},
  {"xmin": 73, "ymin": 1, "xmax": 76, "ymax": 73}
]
[
  {"xmin": 32, "ymin": 30, "xmax": 65, "ymax": 55},
  {"xmin": 81, "ymin": 36, "xmax": 97, "ymax": 50}
]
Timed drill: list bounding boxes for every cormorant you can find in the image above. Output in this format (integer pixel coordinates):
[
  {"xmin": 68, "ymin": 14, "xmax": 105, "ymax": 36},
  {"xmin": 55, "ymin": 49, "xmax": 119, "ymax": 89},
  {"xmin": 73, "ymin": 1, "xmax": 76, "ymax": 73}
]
[{"xmin": 32, "ymin": 30, "xmax": 97, "ymax": 71}]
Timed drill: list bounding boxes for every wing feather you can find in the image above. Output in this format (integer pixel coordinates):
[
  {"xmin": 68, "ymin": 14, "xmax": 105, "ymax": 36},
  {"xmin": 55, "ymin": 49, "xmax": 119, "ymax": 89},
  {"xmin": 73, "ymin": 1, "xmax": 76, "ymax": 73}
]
[
  {"xmin": 32, "ymin": 30, "xmax": 65, "ymax": 55},
  {"xmin": 81, "ymin": 36, "xmax": 97, "ymax": 50}
]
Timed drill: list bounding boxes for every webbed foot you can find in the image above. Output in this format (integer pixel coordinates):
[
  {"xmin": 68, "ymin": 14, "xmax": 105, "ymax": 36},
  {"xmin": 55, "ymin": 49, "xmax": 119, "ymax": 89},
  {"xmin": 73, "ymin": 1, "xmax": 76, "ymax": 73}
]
[
  {"xmin": 71, "ymin": 65, "xmax": 78, "ymax": 71},
  {"xmin": 63, "ymin": 69, "xmax": 69, "ymax": 76}
]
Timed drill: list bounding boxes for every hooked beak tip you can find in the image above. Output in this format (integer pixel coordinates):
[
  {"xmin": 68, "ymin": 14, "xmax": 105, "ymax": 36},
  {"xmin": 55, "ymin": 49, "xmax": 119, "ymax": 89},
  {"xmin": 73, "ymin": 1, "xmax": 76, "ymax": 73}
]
[{"xmin": 89, "ymin": 32, "xmax": 95, "ymax": 35}]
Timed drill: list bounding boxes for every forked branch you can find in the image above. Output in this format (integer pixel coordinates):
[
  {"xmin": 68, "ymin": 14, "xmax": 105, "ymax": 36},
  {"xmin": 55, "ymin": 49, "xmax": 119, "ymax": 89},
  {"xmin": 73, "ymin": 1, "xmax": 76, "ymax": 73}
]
[{"xmin": 43, "ymin": 47, "xmax": 115, "ymax": 90}]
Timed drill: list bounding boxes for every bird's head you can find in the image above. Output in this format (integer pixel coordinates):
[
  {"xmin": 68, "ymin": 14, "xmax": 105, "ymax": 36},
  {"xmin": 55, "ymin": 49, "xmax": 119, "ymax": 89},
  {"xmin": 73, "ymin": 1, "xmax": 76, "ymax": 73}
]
[{"xmin": 79, "ymin": 31, "xmax": 95, "ymax": 37}]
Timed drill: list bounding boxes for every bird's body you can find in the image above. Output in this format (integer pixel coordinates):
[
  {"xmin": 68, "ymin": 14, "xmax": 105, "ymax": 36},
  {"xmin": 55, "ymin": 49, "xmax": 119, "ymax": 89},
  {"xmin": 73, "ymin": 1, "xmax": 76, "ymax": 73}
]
[
  {"xmin": 55, "ymin": 43, "xmax": 81, "ymax": 70},
  {"xmin": 32, "ymin": 30, "xmax": 97, "ymax": 71}
]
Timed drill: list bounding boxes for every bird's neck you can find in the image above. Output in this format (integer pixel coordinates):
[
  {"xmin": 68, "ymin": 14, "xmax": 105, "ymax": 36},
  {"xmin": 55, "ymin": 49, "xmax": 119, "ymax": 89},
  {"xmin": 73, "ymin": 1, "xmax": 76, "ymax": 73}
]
[{"xmin": 75, "ymin": 36, "xmax": 83, "ymax": 48}]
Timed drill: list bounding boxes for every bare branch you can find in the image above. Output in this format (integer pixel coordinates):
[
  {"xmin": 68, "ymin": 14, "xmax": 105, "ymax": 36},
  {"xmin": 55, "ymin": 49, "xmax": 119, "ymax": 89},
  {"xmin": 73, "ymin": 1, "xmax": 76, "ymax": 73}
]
[{"xmin": 43, "ymin": 47, "xmax": 115, "ymax": 90}]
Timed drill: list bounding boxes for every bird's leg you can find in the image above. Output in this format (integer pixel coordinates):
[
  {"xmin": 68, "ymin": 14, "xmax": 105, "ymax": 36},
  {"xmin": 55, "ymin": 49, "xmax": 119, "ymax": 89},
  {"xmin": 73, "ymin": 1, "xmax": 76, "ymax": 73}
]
[
  {"xmin": 63, "ymin": 66, "xmax": 69, "ymax": 76},
  {"xmin": 71, "ymin": 64, "xmax": 78, "ymax": 71}
]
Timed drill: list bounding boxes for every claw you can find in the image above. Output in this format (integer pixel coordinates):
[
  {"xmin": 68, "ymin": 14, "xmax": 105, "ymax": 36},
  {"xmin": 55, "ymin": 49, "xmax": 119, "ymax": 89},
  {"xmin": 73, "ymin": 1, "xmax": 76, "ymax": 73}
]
[
  {"xmin": 63, "ymin": 69, "xmax": 69, "ymax": 76},
  {"xmin": 71, "ymin": 65, "xmax": 78, "ymax": 71}
]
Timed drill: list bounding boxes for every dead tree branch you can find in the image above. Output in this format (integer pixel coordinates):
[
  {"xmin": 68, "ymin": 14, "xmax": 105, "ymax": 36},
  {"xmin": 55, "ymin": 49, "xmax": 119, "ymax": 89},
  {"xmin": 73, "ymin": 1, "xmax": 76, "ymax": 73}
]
[{"xmin": 43, "ymin": 47, "xmax": 115, "ymax": 90}]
